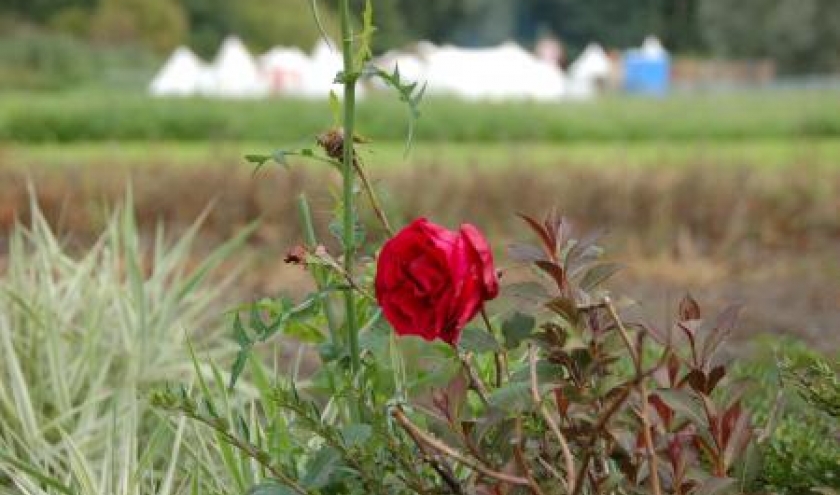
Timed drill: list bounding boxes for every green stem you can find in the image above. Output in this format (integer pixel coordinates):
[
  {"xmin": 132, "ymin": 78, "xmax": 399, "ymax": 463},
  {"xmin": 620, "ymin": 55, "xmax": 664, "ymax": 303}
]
[
  {"xmin": 339, "ymin": 0, "xmax": 360, "ymax": 377},
  {"xmin": 296, "ymin": 193, "xmax": 341, "ymax": 349}
]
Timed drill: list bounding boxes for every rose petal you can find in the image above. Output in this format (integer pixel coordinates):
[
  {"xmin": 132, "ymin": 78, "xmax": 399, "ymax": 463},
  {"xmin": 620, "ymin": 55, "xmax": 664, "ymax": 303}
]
[{"xmin": 460, "ymin": 223, "xmax": 499, "ymax": 299}]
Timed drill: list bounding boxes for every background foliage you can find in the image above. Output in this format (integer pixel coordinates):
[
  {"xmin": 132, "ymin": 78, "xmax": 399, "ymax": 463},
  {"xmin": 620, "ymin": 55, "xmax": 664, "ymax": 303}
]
[{"xmin": 1, "ymin": 0, "xmax": 839, "ymax": 82}]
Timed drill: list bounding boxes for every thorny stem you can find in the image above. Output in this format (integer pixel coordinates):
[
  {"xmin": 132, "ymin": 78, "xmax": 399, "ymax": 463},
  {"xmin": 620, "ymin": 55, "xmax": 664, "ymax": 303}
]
[
  {"xmin": 400, "ymin": 426, "xmax": 466, "ymax": 495},
  {"xmin": 480, "ymin": 308, "xmax": 507, "ymax": 386},
  {"xmin": 528, "ymin": 344, "xmax": 575, "ymax": 492},
  {"xmin": 178, "ymin": 410, "xmax": 310, "ymax": 495},
  {"xmin": 353, "ymin": 156, "xmax": 395, "ymax": 236},
  {"xmin": 309, "ymin": 249, "xmax": 375, "ymax": 302},
  {"xmin": 604, "ymin": 296, "xmax": 663, "ymax": 495},
  {"xmin": 297, "ymin": 194, "xmax": 341, "ymax": 348},
  {"xmin": 514, "ymin": 416, "xmax": 548, "ymax": 495},
  {"xmin": 459, "ymin": 351, "xmax": 490, "ymax": 406},
  {"xmin": 339, "ymin": 0, "xmax": 361, "ymax": 381},
  {"xmin": 391, "ymin": 407, "xmax": 531, "ymax": 487}
]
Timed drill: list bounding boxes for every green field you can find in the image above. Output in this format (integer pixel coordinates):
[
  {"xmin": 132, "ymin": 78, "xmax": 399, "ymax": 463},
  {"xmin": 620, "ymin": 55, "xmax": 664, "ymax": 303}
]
[
  {"xmin": 1, "ymin": 89, "xmax": 839, "ymax": 143},
  {"xmin": 5, "ymin": 137, "xmax": 840, "ymax": 172}
]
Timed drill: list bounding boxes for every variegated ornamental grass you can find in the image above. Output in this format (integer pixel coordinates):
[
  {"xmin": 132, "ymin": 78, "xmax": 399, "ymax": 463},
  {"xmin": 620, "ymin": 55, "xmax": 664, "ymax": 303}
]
[{"xmin": 0, "ymin": 199, "xmax": 253, "ymax": 495}]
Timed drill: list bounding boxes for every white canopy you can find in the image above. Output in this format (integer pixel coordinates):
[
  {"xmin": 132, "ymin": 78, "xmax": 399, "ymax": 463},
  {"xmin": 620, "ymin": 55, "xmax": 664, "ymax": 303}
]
[
  {"xmin": 376, "ymin": 41, "xmax": 567, "ymax": 101},
  {"xmin": 209, "ymin": 36, "xmax": 267, "ymax": 98},
  {"xmin": 149, "ymin": 47, "xmax": 211, "ymax": 96},
  {"xmin": 260, "ymin": 46, "xmax": 311, "ymax": 95},
  {"xmin": 569, "ymin": 43, "xmax": 611, "ymax": 82}
]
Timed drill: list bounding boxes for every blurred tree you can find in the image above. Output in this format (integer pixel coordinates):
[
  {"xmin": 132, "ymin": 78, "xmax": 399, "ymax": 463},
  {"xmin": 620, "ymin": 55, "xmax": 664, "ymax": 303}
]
[
  {"xmin": 231, "ymin": 0, "xmax": 340, "ymax": 53},
  {"xmin": 699, "ymin": 0, "xmax": 840, "ymax": 74},
  {"xmin": 524, "ymin": 0, "xmax": 660, "ymax": 55},
  {"xmin": 49, "ymin": 6, "xmax": 95, "ymax": 38},
  {"xmin": 350, "ymin": 0, "xmax": 411, "ymax": 52},
  {"xmin": 90, "ymin": 0, "xmax": 187, "ymax": 53},
  {"xmin": 178, "ymin": 0, "xmax": 235, "ymax": 58},
  {"xmin": 0, "ymin": 0, "xmax": 96, "ymax": 23},
  {"xmin": 656, "ymin": 0, "xmax": 703, "ymax": 53}
]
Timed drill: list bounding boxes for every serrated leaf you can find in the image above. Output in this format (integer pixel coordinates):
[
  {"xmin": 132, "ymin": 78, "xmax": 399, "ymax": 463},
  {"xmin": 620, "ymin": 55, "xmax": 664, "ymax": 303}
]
[
  {"xmin": 371, "ymin": 64, "xmax": 425, "ymax": 154},
  {"xmin": 458, "ymin": 326, "xmax": 501, "ymax": 354},
  {"xmin": 354, "ymin": 0, "xmax": 376, "ymax": 71},
  {"xmin": 502, "ymin": 312, "xmax": 535, "ymax": 349}
]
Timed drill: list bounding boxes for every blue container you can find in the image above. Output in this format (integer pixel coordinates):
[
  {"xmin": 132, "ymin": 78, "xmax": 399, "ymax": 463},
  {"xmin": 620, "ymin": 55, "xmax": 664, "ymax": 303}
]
[{"xmin": 623, "ymin": 53, "xmax": 670, "ymax": 95}]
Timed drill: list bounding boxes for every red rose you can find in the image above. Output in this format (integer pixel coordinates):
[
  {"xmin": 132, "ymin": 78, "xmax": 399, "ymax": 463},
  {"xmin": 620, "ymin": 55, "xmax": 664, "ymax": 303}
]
[{"xmin": 375, "ymin": 218, "xmax": 499, "ymax": 345}]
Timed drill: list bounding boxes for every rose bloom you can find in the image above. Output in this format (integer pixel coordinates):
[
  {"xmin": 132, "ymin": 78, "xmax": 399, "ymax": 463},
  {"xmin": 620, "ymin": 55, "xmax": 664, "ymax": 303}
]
[{"xmin": 375, "ymin": 218, "xmax": 498, "ymax": 345}]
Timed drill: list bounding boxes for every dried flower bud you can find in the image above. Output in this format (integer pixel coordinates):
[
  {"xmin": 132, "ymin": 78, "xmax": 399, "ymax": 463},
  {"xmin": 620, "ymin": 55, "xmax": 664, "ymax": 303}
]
[{"xmin": 284, "ymin": 244, "xmax": 308, "ymax": 265}]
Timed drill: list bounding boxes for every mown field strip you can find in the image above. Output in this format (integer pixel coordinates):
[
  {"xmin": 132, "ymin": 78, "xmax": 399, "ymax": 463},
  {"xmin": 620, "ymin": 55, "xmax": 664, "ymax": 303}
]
[{"xmin": 4, "ymin": 137, "xmax": 840, "ymax": 171}]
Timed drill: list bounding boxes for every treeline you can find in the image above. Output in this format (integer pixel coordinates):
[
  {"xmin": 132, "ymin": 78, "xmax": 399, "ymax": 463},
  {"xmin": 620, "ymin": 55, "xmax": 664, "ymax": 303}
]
[{"xmin": 2, "ymin": 0, "xmax": 839, "ymax": 75}]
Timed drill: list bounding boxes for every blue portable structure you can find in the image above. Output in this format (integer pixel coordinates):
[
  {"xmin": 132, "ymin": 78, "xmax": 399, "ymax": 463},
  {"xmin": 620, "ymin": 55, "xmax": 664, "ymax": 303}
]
[{"xmin": 623, "ymin": 36, "xmax": 670, "ymax": 95}]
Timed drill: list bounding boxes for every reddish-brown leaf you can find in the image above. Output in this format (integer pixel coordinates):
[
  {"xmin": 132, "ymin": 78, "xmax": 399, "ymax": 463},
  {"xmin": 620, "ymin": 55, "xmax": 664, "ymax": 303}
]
[
  {"xmin": 517, "ymin": 212, "xmax": 555, "ymax": 260},
  {"xmin": 507, "ymin": 242, "xmax": 546, "ymax": 263},
  {"xmin": 707, "ymin": 365, "xmax": 726, "ymax": 393},
  {"xmin": 535, "ymin": 260, "xmax": 566, "ymax": 290},
  {"xmin": 678, "ymin": 293, "xmax": 701, "ymax": 321}
]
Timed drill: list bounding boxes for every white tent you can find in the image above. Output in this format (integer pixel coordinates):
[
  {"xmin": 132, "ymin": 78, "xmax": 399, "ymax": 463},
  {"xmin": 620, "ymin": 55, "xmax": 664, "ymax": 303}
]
[
  {"xmin": 209, "ymin": 36, "xmax": 267, "ymax": 98},
  {"xmin": 149, "ymin": 47, "xmax": 210, "ymax": 96},
  {"xmin": 377, "ymin": 42, "xmax": 567, "ymax": 101},
  {"xmin": 303, "ymin": 38, "xmax": 362, "ymax": 98},
  {"xmin": 640, "ymin": 35, "xmax": 667, "ymax": 58},
  {"xmin": 570, "ymin": 43, "xmax": 611, "ymax": 83},
  {"xmin": 568, "ymin": 43, "xmax": 613, "ymax": 98},
  {"xmin": 260, "ymin": 46, "xmax": 312, "ymax": 96}
]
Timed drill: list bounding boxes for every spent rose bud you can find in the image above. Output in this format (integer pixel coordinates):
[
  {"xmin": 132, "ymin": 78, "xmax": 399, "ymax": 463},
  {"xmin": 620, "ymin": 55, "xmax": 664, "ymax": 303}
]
[{"xmin": 374, "ymin": 218, "xmax": 499, "ymax": 345}]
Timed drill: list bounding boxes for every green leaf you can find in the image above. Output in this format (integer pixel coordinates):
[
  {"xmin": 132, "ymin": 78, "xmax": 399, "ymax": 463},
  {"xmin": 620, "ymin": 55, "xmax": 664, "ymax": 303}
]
[
  {"xmin": 246, "ymin": 482, "xmax": 298, "ymax": 495},
  {"xmin": 328, "ymin": 90, "xmax": 341, "ymax": 127},
  {"xmin": 578, "ymin": 262, "xmax": 622, "ymax": 291},
  {"xmin": 284, "ymin": 321, "xmax": 325, "ymax": 343},
  {"xmin": 301, "ymin": 446, "xmax": 341, "ymax": 489},
  {"xmin": 341, "ymin": 423, "xmax": 372, "ymax": 447},
  {"xmin": 692, "ymin": 476, "xmax": 737, "ymax": 495},
  {"xmin": 502, "ymin": 312, "xmax": 535, "ymax": 349},
  {"xmin": 371, "ymin": 65, "xmax": 425, "ymax": 155},
  {"xmin": 228, "ymin": 348, "xmax": 250, "ymax": 390},
  {"xmin": 458, "ymin": 326, "xmax": 501, "ymax": 354},
  {"xmin": 488, "ymin": 381, "xmax": 534, "ymax": 413},
  {"xmin": 354, "ymin": 0, "xmax": 376, "ymax": 72},
  {"xmin": 245, "ymin": 154, "xmax": 272, "ymax": 167},
  {"xmin": 653, "ymin": 389, "xmax": 707, "ymax": 426},
  {"xmin": 328, "ymin": 215, "xmax": 365, "ymax": 250}
]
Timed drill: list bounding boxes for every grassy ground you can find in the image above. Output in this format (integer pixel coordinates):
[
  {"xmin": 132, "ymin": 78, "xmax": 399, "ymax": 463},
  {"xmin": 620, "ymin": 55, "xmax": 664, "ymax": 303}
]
[
  {"xmin": 1, "ymin": 89, "xmax": 839, "ymax": 143},
  {"xmin": 4, "ymin": 137, "xmax": 840, "ymax": 170}
]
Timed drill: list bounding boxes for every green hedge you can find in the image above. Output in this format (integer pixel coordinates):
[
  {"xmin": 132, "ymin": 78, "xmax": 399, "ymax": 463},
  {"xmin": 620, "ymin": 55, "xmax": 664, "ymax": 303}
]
[
  {"xmin": 1, "ymin": 90, "xmax": 840, "ymax": 143},
  {"xmin": 735, "ymin": 340, "xmax": 840, "ymax": 494}
]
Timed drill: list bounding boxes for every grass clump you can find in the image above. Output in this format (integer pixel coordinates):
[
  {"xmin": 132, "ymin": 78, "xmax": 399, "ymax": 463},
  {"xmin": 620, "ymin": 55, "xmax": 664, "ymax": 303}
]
[{"xmin": 0, "ymin": 198, "xmax": 249, "ymax": 495}]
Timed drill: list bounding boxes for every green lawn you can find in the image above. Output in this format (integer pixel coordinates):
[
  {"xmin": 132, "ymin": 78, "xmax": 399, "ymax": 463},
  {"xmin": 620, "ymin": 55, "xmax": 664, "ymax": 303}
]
[
  {"xmin": 4, "ymin": 137, "xmax": 840, "ymax": 171},
  {"xmin": 1, "ymin": 89, "xmax": 839, "ymax": 143}
]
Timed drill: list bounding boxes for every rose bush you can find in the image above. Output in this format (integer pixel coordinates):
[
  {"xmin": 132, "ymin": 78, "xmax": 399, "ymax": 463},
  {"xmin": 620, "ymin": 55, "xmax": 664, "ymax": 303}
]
[{"xmin": 374, "ymin": 217, "xmax": 498, "ymax": 345}]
